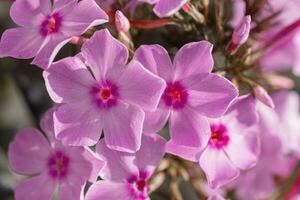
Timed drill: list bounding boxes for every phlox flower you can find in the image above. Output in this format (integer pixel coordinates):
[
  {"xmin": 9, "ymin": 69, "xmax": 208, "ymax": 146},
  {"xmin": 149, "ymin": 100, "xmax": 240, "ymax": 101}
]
[
  {"xmin": 134, "ymin": 42, "xmax": 238, "ymax": 159},
  {"xmin": 85, "ymin": 134, "xmax": 166, "ymax": 200},
  {"xmin": 43, "ymin": 29, "xmax": 166, "ymax": 152},
  {"xmin": 233, "ymin": 98, "xmax": 299, "ymax": 200},
  {"xmin": 8, "ymin": 108, "xmax": 104, "ymax": 200},
  {"xmin": 199, "ymin": 95, "xmax": 260, "ymax": 189},
  {"xmin": 0, "ymin": 0, "xmax": 108, "ymax": 68}
]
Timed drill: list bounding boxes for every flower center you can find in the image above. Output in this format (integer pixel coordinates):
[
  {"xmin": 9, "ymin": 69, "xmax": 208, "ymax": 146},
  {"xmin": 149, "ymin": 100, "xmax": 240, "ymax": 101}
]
[
  {"xmin": 91, "ymin": 81, "xmax": 119, "ymax": 109},
  {"xmin": 162, "ymin": 81, "xmax": 188, "ymax": 109},
  {"xmin": 40, "ymin": 13, "xmax": 62, "ymax": 36},
  {"xmin": 127, "ymin": 171, "xmax": 149, "ymax": 199},
  {"xmin": 48, "ymin": 151, "xmax": 69, "ymax": 179},
  {"xmin": 136, "ymin": 180, "xmax": 146, "ymax": 191},
  {"xmin": 209, "ymin": 123, "xmax": 230, "ymax": 149},
  {"xmin": 99, "ymin": 88, "xmax": 112, "ymax": 100}
]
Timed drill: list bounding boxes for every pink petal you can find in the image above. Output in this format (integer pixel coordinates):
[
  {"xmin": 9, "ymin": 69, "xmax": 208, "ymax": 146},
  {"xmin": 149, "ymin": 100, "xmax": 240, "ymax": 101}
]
[
  {"xmin": 225, "ymin": 131, "xmax": 259, "ymax": 170},
  {"xmin": 14, "ymin": 173, "xmax": 55, "ymax": 200},
  {"xmin": 81, "ymin": 29, "xmax": 128, "ymax": 81},
  {"xmin": 135, "ymin": 134, "xmax": 166, "ymax": 176},
  {"xmin": 8, "ymin": 128, "xmax": 50, "ymax": 175},
  {"xmin": 173, "ymin": 41, "xmax": 214, "ymax": 80},
  {"xmin": 32, "ymin": 34, "xmax": 71, "ymax": 68},
  {"xmin": 183, "ymin": 73, "xmax": 238, "ymax": 118},
  {"xmin": 40, "ymin": 107, "xmax": 57, "ymax": 144},
  {"xmin": 169, "ymin": 108, "xmax": 210, "ymax": 149},
  {"xmin": 54, "ymin": 101, "xmax": 103, "ymax": 146},
  {"xmin": 96, "ymin": 139, "xmax": 138, "ymax": 181},
  {"xmin": 43, "ymin": 57, "xmax": 96, "ymax": 103},
  {"xmin": 166, "ymin": 142, "xmax": 200, "ymax": 162},
  {"xmin": 143, "ymin": 106, "xmax": 170, "ymax": 133},
  {"xmin": 225, "ymin": 95, "xmax": 258, "ymax": 127},
  {"xmin": 52, "ymin": 0, "xmax": 77, "ymax": 15},
  {"xmin": 0, "ymin": 28, "xmax": 44, "ymax": 59},
  {"xmin": 199, "ymin": 147, "xmax": 240, "ymax": 189},
  {"xmin": 153, "ymin": 0, "xmax": 188, "ymax": 18},
  {"xmin": 107, "ymin": 60, "xmax": 166, "ymax": 111},
  {"xmin": 10, "ymin": 0, "xmax": 50, "ymax": 26},
  {"xmin": 82, "ymin": 147, "xmax": 105, "ymax": 182},
  {"xmin": 102, "ymin": 101, "xmax": 144, "ymax": 153},
  {"xmin": 85, "ymin": 181, "xmax": 133, "ymax": 200},
  {"xmin": 134, "ymin": 44, "xmax": 174, "ymax": 81},
  {"xmin": 62, "ymin": 0, "xmax": 108, "ymax": 35},
  {"xmin": 58, "ymin": 182, "xmax": 85, "ymax": 200}
]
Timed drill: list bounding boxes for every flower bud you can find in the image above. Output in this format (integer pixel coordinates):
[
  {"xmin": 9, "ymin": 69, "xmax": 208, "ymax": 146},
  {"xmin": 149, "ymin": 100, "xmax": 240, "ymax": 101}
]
[
  {"xmin": 115, "ymin": 10, "xmax": 130, "ymax": 32},
  {"xmin": 227, "ymin": 15, "xmax": 251, "ymax": 53},
  {"xmin": 254, "ymin": 85, "xmax": 275, "ymax": 108}
]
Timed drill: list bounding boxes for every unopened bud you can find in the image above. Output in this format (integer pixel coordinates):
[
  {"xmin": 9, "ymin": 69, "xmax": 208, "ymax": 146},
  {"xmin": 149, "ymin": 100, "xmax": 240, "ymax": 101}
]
[
  {"xmin": 227, "ymin": 15, "xmax": 251, "ymax": 54},
  {"xmin": 254, "ymin": 85, "xmax": 274, "ymax": 108},
  {"xmin": 115, "ymin": 10, "xmax": 130, "ymax": 32}
]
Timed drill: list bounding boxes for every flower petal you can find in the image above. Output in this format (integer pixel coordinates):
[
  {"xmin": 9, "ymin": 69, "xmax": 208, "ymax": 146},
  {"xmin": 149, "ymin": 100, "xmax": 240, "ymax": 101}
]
[
  {"xmin": 183, "ymin": 73, "xmax": 238, "ymax": 118},
  {"xmin": 154, "ymin": 0, "xmax": 188, "ymax": 17},
  {"xmin": 62, "ymin": 0, "xmax": 108, "ymax": 35},
  {"xmin": 10, "ymin": 0, "xmax": 50, "ymax": 26},
  {"xmin": 43, "ymin": 57, "xmax": 96, "ymax": 103},
  {"xmin": 54, "ymin": 101, "xmax": 103, "ymax": 146},
  {"xmin": 166, "ymin": 142, "xmax": 200, "ymax": 162},
  {"xmin": 225, "ymin": 131, "xmax": 259, "ymax": 170},
  {"xmin": 225, "ymin": 95, "xmax": 258, "ymax": 127},
  {"xmin": 135, "ymin": 134, "xmax": 166, "ymax": 176},
  {"xmin": 169, "ymin": 108, "xmax": 210, "ymax": 149},
  {"xmin": 82, "ymin": 147, "xmax": 105, "ymax": 183},
  {"xmin": 108, "ymin": 60, "xmax": 166, "ymax": 111},
  {"xmin": 173, "ymin": 41, "xmax": 214, "ymax": 80},
  {"xmin": 143, "ymin": 106, "xmax": 170, "ymax": 133},
  {"xmin": 14, "ymin": 173, "xmax": 55, "ymax": 200},
  {"xmin": 199, "ymin": 147, "xmax": 240, "ymax": 189},
  {"xmin": 8, "ymin": 128, "xmax": 50, "ymax": 175},
  {"xmin": 0, "ymin": 28, "xmax": 44, "ymax": 59},
  {"xmin": 58, "ymin": 182, "xmax": 85, "ymax": 200},
  {"xmin": 103, "ymin": 101, "xmax": 144, "ymax": 153},
  {"xmin": 96, "ymin": 139, "xmax": 138, "ymax": 182},
  {"xmin": 85, "ymin": 181, "xmax": 134, "ymax": 200},
  {"xmin": 32, "ymin": 34, "xmax": 71, "ymax": 68},
  {"xmin": 81, "ymin": 29, "xmax": 128, "ymax": 81},
  {"xmin": 134, "ymin": 44, "xmax": 174, "ymax": 81}
]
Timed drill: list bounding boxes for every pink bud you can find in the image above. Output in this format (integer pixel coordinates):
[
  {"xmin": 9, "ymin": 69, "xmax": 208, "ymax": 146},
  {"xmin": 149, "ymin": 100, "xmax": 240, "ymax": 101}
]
[
  {"xmin": 254, "ymin": 85, "xmax": 275, "ymax": 108},
  {"xmin": 115, "ymin": 10, "xmax": 130, "ymax": 32},
  {"xmin": 227, "ymin": 15, "xmax": 251, "ymax": 53},
  {"xmin": 232, "ymin": 15, "xmax": 251, "ymax": 45}
]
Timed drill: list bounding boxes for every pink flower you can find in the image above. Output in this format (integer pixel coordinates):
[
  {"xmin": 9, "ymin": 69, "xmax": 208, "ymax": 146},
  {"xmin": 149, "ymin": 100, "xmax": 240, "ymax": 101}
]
[
  {"xmin": 8, "ymin": 108, "xmax": 104, "ymax": 200},
  {"xmin": 85, "ymin": 134, "xmax": 166, "ymax": 200},
  {"xmin": 199, "ymin": 95, "xmax": 259, "ymax": 189},
  {"xmin": 134, "ymin": 43, "xmax": 238, "ymax": 159},
  {"xmin": 0, "ymin": 0, "xmax": 108, "ymax": 69},
  {"xmin": 43, "ymin": 29, "xmax": 166, "ymax": 152},
  {"xmin": 233, "ymin": 98, "xmax": 299, "ymax": 200}
]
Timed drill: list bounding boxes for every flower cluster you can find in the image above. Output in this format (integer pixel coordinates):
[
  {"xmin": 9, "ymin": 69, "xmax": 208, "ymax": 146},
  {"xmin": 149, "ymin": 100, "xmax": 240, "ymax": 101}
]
[{"xmin": 1, "ymin": 0, "xmax": 300, "ymax": 200}]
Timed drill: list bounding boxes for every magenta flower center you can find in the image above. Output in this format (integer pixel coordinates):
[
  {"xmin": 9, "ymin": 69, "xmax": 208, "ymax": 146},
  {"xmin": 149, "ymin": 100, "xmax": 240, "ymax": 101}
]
[
  {"xmin": 48, "ymin": 150, "xmax": 70, "ymax": 179},
  {"xmin": 91, "ymin": 81, "xmax": 119, "ymax": 109},
  {"xmin": 40, "ymin": 13, "xmax": 62, "ymax": 36},
  {"xmin": 136, "ymin": 180, "xmax": 147, "ymax": 191},
  {"xmin": 162, "ymin": 81, "xmax": 188, "ymax": 109},
  {"xmin": 127, "ymin": 171, "xmax": 149, "ymax": 199},
  {"xmin": 209, "ymin": 123, "xmax": 230, "ymax": 149}
]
